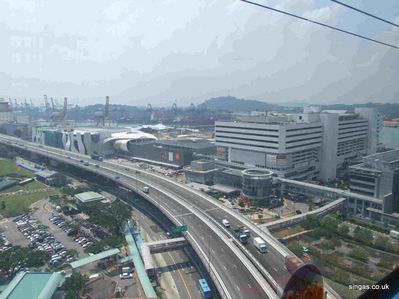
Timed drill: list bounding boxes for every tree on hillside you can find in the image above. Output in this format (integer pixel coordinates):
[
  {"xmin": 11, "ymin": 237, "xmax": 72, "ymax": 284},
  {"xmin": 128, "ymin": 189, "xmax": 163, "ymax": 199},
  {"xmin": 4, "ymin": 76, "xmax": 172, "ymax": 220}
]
[{"xmin": 62, "ymin": 272, "xmax": 88, "ymax": 299}]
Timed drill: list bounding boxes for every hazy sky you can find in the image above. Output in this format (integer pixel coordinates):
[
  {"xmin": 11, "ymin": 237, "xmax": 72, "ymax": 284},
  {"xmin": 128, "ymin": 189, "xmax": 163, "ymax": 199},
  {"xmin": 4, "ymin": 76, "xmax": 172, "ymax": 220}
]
[{"xmin": 1, "ymin": 0, "xmax": 399, "ymax": 106}]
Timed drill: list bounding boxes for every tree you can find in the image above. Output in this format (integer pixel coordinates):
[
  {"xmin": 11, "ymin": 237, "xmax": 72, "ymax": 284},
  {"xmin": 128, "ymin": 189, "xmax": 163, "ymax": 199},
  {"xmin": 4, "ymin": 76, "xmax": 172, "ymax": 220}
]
[
  {"xmin": 80, "ymin": 200, "xmax": 132, "ymax": 235},
  {"xmin": 338, "ymin": 224, "xmax": 350, "ymax": 237},
  {"xmin": 287, "ymin": 242, "xmax": 303, "ymax": 256},
  {"xmin": 303, "ymin": 215, "xmax": 319, "ymax": 229},
  {"xmin": 62, "ymin": 272, "xmax": 88, "ymax": 299},
  {"xmin": 353, "ymin": 226, "xmax": 373, "ymax": 245},
  {"xmin": 374, "ymin": 235, "xmax": 392, "ymax": 252},
  {"xmin": 257, "ymin": 214, "xmax": 264, "ymax": 224},
  {"xmin": 321, "ymin": 216, "xmax": 339, "ymax": 232},
  {"xmin": 330, "ymin": 268, "xmax": 349, "ymax": 284},
  {"xmin": 0, "ymin": 246, "xmax": 49, "ymax": 276},
  {"xmin": 238, "ymin": 201, "xmax": 245, "ymax": 208},
  {"xmin": 351, "ymin": 263, "xmax": 368, "ymax": 276},
  {"xmin": 66, "ymin": 249, "xmax": 79, "ymax": 258},
  {"xmin": 349, "ymin": 247, "xmax": 369, "ymax": 262},
  {"xmin": 0, "ymin": 201, "xmax": 5, "ymax": 210}
]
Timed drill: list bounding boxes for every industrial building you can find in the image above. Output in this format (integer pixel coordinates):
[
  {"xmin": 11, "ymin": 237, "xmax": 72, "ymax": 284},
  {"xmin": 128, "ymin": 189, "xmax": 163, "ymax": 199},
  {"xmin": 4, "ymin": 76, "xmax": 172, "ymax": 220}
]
[
  {"xmin": 75, "ymin": 191, "xmax": 105, "ymax": 205},
  {"xmin": 35, "ymin": 170, "xmax": 66, "ymax": 187},
  {"xmin": 215, "ymin": 107, "xmax": 381, "ymax": 182},
  {"xmin": 348, "ymin": 149, "xmax": 399, "ymax": 224}
]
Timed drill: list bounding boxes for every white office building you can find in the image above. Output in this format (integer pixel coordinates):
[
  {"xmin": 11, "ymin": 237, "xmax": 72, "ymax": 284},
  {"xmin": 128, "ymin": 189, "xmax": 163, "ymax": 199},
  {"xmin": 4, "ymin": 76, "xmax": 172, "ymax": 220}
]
[{"xmin": 215, "ymin": 107, "xmax": 381, "ymax": 182}]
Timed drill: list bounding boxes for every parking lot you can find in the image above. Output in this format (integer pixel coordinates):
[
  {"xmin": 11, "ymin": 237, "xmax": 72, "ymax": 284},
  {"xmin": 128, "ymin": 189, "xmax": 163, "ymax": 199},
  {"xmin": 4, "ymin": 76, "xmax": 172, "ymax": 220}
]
[
  {"xmin": 0, "ymin": 197, "xmax": 103, "ymax": 269},
  {"xmin": 12, "ymin": 213, "xmax": 73, "ymax": 267},
  {"xmin": 0, "ymin": 219, "xmax": 29, "ymax": 248},
  {"xmin": 32, "ymin": 199, "xmax": 87, "ymax": 257}
]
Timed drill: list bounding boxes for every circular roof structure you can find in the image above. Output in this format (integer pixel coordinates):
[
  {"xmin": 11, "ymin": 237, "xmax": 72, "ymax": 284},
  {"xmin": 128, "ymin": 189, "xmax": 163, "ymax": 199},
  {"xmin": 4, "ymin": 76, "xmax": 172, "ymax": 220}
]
[{"xmin": 242, "ymin": 169, "xmax": 274, "ymax": 177}]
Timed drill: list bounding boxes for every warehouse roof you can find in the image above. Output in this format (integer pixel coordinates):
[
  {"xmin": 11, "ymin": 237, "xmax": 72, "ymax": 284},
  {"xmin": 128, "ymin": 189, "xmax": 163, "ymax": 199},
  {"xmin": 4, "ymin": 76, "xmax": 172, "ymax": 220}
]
[
  {"xmin": 75, "ymin": 191, "xmax": 105, "ymax": 203},
  {"xmin": 35, "ymin": 170, "xmax": 58, "ymax": 178},
  {"xmin": 1, "ymin": 272, "xmax": 64, "ymax": 299}
]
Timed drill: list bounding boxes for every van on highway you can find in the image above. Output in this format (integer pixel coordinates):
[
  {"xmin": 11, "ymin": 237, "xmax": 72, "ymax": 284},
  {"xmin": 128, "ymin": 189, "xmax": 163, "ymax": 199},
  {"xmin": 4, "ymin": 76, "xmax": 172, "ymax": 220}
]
[{"xmin": 222, "ymin": 219, "xmax": 230, "ymax": 228}]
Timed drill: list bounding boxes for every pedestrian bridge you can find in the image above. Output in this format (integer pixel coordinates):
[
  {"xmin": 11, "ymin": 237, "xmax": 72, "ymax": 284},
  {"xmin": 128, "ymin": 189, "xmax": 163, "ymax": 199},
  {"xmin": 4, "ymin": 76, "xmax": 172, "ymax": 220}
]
[{"xmin": 145, "ymin": 237, "xmax": 187, "ymax": 254}]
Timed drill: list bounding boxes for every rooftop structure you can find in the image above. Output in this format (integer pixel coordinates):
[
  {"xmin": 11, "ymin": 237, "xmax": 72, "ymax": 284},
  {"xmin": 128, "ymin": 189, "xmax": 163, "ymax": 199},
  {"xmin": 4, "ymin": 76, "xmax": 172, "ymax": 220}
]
[
  {"xmin": 75, "ymin": 191, "xmax": 105, "ymax": 204},
  {"xmin": 35, "ymin": 170, "xmax": 58, "ymax": 179},
  {"xmin": 35, "ymin": 170, "xmax": 65, "ymax": 187},
  {"xmin": 0, "ymin": 272, "xmax": 64, "ymax": 299}
]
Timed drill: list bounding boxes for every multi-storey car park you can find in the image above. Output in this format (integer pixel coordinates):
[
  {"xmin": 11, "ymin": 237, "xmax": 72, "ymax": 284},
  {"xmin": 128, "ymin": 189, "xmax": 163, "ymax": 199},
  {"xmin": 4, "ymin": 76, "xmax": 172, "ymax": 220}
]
[{"xmin": 214, "ymin": 107, "xmax": 381, "ymax": 183}]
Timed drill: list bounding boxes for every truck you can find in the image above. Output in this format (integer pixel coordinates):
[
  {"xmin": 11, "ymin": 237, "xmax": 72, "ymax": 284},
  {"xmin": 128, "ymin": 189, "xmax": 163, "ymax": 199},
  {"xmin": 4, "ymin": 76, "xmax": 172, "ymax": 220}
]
[
  {"xmin": 91, "ymin": 152, "xmax": 103, "ymax": 161},
  {"xmin": 285, "ymin": 255, "xmax": 304, "ymax": 273},
  {"xmin": 143, "ymin": 186, "xmax": 150, "ymax": 193},
  {"xmin": 233, "ymin": 228, "xmax": 249, "ymax": 244},
  {"xmin": 253, "ymin": 237, "xmax": 267, "ymax": 253},
  {"xmin": 390, "ymin": 230, "xmax": 399, "ymax": 239},
  {"xmin": 237, "ymin": 226, "xmax": 251, "ymax": 236}
]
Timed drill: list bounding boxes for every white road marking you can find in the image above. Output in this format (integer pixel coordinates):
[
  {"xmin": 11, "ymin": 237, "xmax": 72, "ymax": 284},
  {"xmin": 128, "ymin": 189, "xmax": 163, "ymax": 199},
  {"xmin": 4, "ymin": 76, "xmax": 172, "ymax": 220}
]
[
  {"xmin": 247, "ymin": 284, "xmax": 252, "ymax": 288},
  {"xmin": 236, "ymin": 285, "xmax": 241, "ymax": 291},
  {"xmin": 273, "ymin": 267, "xmax": 278, "ymax": 272},
  {"xmin": 233, "ymin": 264, "xmax": 237, "ymax": 269}
]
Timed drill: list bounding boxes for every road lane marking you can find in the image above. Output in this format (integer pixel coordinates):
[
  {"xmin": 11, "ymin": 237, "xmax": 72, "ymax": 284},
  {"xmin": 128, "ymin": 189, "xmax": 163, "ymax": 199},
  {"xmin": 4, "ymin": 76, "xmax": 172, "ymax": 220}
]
[
  {"xmin": 167, "ymin": 252, "xmax": 193, "ymax": 299},
  {"xmin": 273, "ymin": 267, "xmax": 278, "ymax": 272}
]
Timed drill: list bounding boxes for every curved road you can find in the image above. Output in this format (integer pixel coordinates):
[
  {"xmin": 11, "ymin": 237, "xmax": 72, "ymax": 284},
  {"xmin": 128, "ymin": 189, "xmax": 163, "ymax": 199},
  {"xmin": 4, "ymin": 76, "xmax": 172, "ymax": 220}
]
[{"xmin": 0, "ymin": 135, "xmax": 275, "ymax": 299}]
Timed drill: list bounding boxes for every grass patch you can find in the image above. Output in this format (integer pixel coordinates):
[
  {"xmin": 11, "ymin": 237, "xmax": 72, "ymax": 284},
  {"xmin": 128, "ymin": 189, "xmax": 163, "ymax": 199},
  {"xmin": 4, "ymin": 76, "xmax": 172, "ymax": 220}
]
[
  {"xmin": 0, "ymin": 159, "xmax": 35, "ymax": 178},
  {"xmin": 0, "ymin": 189, "xmax": 61, "ymax": 217},
  {"xmin": 2, "ymin": 181, "xmax": 47, "ymax": 193},
  {"xmin": 273, "ymin": 226, "xmax": 306, "ymax": 238},
  {"xmin": 324, "ymin": 278, "xmax": 361, "ymax": 299}
]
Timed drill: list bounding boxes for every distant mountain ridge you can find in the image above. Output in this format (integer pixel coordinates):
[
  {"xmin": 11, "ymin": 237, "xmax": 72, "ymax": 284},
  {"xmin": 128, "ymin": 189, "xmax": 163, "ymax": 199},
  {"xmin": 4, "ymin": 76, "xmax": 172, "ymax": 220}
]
[{"xmin": 201, "ymin": 96, "xmax": 283, "ymax": 112}]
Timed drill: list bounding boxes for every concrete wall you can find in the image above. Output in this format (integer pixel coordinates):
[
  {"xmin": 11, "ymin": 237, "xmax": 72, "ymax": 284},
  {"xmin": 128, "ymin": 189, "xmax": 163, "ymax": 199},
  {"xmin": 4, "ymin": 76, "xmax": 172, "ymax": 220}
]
[{"xmin": 320, "ymin": 113, "xmax": 339, "ymax": 182}]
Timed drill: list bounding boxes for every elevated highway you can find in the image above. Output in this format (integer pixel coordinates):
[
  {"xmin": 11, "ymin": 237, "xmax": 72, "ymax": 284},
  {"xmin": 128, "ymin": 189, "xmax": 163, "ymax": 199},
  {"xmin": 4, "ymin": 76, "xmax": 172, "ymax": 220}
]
[
  {"xmin": 0, "ymin": 134, "xmax": 341, "ymax": 298},
  {"xmin": 0, "ymin": 135, "xmax": 276, "ymax": 299}
]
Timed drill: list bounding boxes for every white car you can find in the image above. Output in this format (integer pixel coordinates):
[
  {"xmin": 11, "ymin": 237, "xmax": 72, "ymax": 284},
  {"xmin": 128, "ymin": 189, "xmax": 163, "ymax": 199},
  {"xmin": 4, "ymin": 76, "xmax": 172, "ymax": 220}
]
[
  {"xmin": 120, "ymin": 267, "xmax": 133, "ymax": 279},
  {"xmin": 222, "ymin": 219, "xmax": 230, "ymax": 228},
  {"xmin": 120, "ymin": 272, "xmax": 133, "ymax": 279}
]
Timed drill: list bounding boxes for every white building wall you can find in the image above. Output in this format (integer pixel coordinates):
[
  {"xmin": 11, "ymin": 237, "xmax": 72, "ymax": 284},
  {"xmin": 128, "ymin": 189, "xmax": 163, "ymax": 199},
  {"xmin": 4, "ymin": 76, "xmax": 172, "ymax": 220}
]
[
  {"xmin": 355, "ymin": 107, "xmax": 381, "ymax": 155},
  {"xmin": 320, "ymin": 113, "xmax": 339, "ymax": 182}
]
